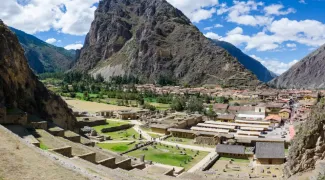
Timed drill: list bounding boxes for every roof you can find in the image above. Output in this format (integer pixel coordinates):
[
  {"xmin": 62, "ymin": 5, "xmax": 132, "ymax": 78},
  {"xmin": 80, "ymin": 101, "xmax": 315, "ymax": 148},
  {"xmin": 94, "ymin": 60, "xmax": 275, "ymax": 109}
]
[
  {"xmin": 279, "ymin": 109, "xmax": 291, "ymax": 113},
  {"xmin": 228, "ymin": 106, "xmax": 241, "ymax": 111},
  {"xmin": 150, "ymin": 124, "xmax": 173, "ymax": 129},
  {"xmin": 255, "ymin": 142, "xmax": 285, "ymax": 159},
  {"xmin": 217, "ymin": 114, "xmax": 236, "ymax": 120},
  {"xmin": 216, "ymin": 144, "xmax": 245, "ymax": 155},
  {"xmin": 265, "ymin": 115, "xmax": 282, "ymax": 122},
  {"xmin": 266, "ymin": 103, "xmax": 284, "ymax": 108}
]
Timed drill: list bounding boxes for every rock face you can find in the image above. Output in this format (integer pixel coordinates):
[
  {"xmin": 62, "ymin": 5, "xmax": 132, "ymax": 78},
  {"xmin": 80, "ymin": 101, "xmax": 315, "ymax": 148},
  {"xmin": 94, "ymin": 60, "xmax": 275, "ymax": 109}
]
[
  {"xmin": 270, "ymin": 44, "xmax": 325, "ymax": 89},
  {"xmin": 10, "ymin": 27, "xmax": 76, "ymax": 74},
  {"xmin": 212, "ymin": 40, "xmax": 277, "ymax": 82},
  {"xmin": 0, "ymin": 20, "xmax": 77, "ymax": 131},
  {"xmin": 73, "ymin": 0, "xmax": 260, "ymax": 86},
  {"xmin": 285, "ymin": 105, "xmax": 325, "ymax": 178}
]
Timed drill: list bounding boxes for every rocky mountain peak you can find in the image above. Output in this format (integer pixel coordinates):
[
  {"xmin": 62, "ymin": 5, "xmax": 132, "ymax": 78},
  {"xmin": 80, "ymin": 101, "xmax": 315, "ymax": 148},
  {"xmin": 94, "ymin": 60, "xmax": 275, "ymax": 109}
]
[
  {"xmin": 72, "ymin": 0, "xmax": 260, "ymax": 87},
  {"xmin": 0, "ymin": 20, "xmax": 77, "ymax": 131}
]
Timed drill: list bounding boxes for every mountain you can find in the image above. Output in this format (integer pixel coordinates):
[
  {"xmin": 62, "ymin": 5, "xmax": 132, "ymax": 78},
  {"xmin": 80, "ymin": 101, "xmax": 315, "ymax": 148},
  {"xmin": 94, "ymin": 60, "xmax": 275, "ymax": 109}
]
[
  {"xmin": 0, "ymin": 20, "xmax": 77, "ymax": 131},
  {"xmin": 72, "ymin": 0, "xmax": 260, "ymax": 87},
  {"xmin": 269, "ymin": 44, "xmax": 325, "ymax": 89},
  {"xmin": 213, "ymin": 40, "xmax": 277, "ymax": 82},
  {"xmin": 9, "ymin": 27, "xmax": 76, "ymax": 74}
]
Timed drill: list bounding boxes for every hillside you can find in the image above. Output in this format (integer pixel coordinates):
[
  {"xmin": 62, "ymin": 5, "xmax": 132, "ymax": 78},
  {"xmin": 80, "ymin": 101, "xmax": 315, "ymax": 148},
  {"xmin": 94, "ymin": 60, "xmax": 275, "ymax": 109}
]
[
  {"xmin": 10, "ymin": 27, "xmax": 76, "ymax": 74},
  {"xmin": 269, "ymin": 44, "xmax": 325, "ymax": 89},
  {"xmin": 213, "ymin": 40, "xmax": 277, "ymax": 82},
  {"xmin": 0, "ymin": 20, "xmax": 77, "ymax": 130},
  {"xmin": 72, "ymin": 0, "xmax": 260, "ymax": 87}
]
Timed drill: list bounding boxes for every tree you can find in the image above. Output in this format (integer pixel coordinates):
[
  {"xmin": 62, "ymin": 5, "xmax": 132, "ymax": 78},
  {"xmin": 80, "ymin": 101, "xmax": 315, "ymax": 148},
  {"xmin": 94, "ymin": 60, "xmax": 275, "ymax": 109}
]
[
  {"xmin": 205, "ymin": 105, "xmax": 216, "ymax": 118},
  {"xmin": 187, "ymin": 96, "xmax": 203, "ymax": 113},
  {"xmin": 216, "ymin": 96, "xmax": 228, "ymax": 104},
  {"xmin": 144, "ymin": 103, "xmax": 156, "ymax": 111},
  {"xmin": 96, "ymin": 74, "xmax": 105, "ymax": 83},
  {"xmin": 171, "ymin": 96, "xmax": 186, "ymax": 111}
]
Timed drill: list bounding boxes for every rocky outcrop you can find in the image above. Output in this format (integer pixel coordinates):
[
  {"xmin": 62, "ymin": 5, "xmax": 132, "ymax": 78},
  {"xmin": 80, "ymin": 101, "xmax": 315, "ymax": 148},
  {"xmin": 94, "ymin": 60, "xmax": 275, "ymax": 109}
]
[
  {"xmin": 72, "ymin": 0, "xmax": 260, "ymax": 87},
  {"xmin": 285, "ymin": 105, "xmax": 325, "ymax": 178},
  {"xmin": 10, "ymin": 27, "xmax": 76, "ymax": 74},
  {"xmin": 212, "ymin": 40, "xmax": 277, "ymax": 82},
  {"xmin": 0, "ymin": 20, "xmax": 77, "ymax": 131},
  {"xmin": 269, "ymin": 44, "xmax": 325, "ymax": 89}
]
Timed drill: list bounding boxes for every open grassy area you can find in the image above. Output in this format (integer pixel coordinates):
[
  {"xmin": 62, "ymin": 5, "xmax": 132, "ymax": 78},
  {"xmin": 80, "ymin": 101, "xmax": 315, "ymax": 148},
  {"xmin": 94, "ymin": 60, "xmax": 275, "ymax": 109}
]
[
  {"xmin": 218, "ymin": 156, "xmax": 250, "ymax": 163},
  {"xmin": 148, "ymin": 102, "xmax": 170, "ymax": 110},
  {"xmin": 97, "ymin": 142, "xmax": 135, "ymax": 153},
  {"xmin": 127, "ymin": 144, "xmax": 208, "ymax": 170},
  {"xmin": 39, "ymin": 142, "xmax": 48, "ymax": 150},
  {"xmin": 103, "ymin": 128, "xmax": 140, "ymax": 141}
]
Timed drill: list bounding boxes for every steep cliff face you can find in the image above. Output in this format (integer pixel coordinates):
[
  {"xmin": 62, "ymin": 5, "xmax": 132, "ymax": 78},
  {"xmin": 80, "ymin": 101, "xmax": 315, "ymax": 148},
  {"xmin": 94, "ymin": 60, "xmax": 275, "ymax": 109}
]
[
  {"xmin": 0, "ymin": 20, "xmax": 77, "ymax": 131},
  {"xmin": 213, "ymin": 40, "xmax": 277, "ymax": 82},
  {"xmin": 73, "ymin": 0, "xmax": 259, "ymax": 86},
  {"xmin": 10, "ymin": 27, "xmax": 76, "ymax": 74},
  {"xmin": 270, "ymin": 44, "xmax": 325, "ymax": 89},
  {"xmin": 285, "ymin": 105, "xmax": 325, "ymax": 178}
]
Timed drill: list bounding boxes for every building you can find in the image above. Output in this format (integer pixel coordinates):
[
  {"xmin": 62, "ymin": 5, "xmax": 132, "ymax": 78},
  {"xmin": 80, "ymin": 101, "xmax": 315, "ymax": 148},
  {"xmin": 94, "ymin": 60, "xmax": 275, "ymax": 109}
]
[
  {"xmin": 265, "ymin": 115, "xmax": 282, "ymax": 127},
  {"xmin": 258, "ymin": 92, "xmax": 278, "ymax": 101},
  {"xmin": 279, "ymin": 109, "xmax": 291, "ymax": 120},
  {"xmin": 117, "ymin": 111, "xmax": 137, "ymax": 120},
  {"xmin": 216, "ymin": 114, "xmax": 236, "ymax": 123},
  {"xmin": 213, "ymin": 103, "xmax": 229, "ymax": 114},
  {"xmin": 96, "ymin": 111, "xmax": 114, "ymax": 118},
  {"xmin": 216, "ymin": 144, "xmax": 247, "ymax": 158},
  {"xmin": 150, "ymin": 124, "xmax": 172, "ymax": 134},
  {"xmin": 255, "ymin": 142, "xmax": 285, "ymax": 164}
]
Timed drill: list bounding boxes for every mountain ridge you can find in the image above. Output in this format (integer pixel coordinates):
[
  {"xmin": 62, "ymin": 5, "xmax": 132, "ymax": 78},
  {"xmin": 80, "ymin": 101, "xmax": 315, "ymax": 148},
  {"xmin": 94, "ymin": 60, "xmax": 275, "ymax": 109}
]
[
  {"xmin": 72, "ymin": 0, "xmax": 260, "ymax": 87},
  {"xmin": 212, "ymin": 40, "xmax": 277, "ymax": 82},
  {"xmin": 10, "ymin": 27, "xmax": 76, "ymax": 74},
  {"xmin": 269, "ymin": 43, "xmax": 325, "ymax": 89}
]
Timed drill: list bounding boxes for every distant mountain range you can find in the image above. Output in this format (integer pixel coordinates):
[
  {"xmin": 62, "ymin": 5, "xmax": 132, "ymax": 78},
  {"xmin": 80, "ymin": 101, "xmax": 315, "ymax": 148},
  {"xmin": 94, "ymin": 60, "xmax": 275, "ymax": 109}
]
[
  {"xmin": 269, "ymin": 43, "xmax": 325, "ymax": 89},
  {"xmin": 212, "ymin": 40, "xmax": 277, "ymax": 82},
  {"xmin": 10, "ymin": 27, "xmax": 76, "ymax": 74}
]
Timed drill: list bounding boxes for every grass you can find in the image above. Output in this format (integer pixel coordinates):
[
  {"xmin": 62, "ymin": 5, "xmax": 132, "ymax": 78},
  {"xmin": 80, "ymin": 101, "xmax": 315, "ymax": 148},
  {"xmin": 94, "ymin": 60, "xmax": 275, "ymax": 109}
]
[
  {"xmin": 219, "ymin": 156, "xmax": 250, "ymax": 163},
  {"xmin": 148, "ymin": 102, "xmax": 170, "ymax": 110},
  {"xmin": 147, "ymin": 132, "xmax": 162, "ymax": 138},
  {"xmin": 97, "ymin": 142, "xmax": 135, "ymax": 153},
  {"xmin": 285, "ymin": 148, "xmax": 289, "ymax": 155},
  {"xmin": 39, "ymin": 142, "xmax": 48, "ymax": 150},
  {"xmin": 127, "ymin": 144, "xmax": 208, "ymax": 170}
]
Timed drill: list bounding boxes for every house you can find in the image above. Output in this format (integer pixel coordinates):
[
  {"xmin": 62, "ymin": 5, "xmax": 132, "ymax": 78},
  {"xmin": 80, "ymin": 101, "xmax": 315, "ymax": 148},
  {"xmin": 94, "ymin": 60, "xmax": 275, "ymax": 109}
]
[
  {"xmin": 216, "ymin": 144, "xmax": 247, "ymax": 158},
  {"xmin": 258, "ymin": 92, "xmax": 278, "ymax": 101},
  {"xmin": 96, "ymin": 110, "xmax": 114, "ymax": 118},
  {"xmin": 150, "ymin": 124, "xmax": 173, "ymax": 134},
  {"xmin": 279, "ymin": 109, "xmax": 291, "ymax": 120},
  {"xmin": 255, "ymin": 142, "xmax": 285, "ymax": 164},
  {"xmin": 227, "ymin": 106, "xmax": 241, "ymax": 114},
  {"xmin": 216, "ymin": 114, "xmax": 236, "ymax": 123},
  {"xmin": 265, "ymin": 103, "xmax": 284, "ymax": 115},
  {"xmin": 117, "ymin": 110, "xmax": 137, "ymax": 120},
  {"xmin": 213, "ymin": 103, "xmax": 229, "ymax": 113},
  {"xmin": 265, "ymin": 115, "xmax": 282, "ymax": 127}
]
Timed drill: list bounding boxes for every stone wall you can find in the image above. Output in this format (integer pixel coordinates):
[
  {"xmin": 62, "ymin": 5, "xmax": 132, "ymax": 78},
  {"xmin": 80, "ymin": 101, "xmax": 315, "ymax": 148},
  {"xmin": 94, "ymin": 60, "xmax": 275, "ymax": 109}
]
[
  {"xmin": 257, "ymin": 158, "xmax": 284, "ymax": 165},
  {"xmin": 116, "ymin": 158, "xmax": 132, "ymax": 170},
  {"xmin": 78, "ymin": 152, "xmax": 96, "ymax": 163},
  {"xmin": 76, "ymin": 119, "xmax": 106, "ymax": 128},
  {"xmin": 0, "ymin": 106, "xmax": 6, "ymax": 123},
  {"xmin": 98, "ymin": 157, "xmax": 117, "ymax": 169},
  {"xmin": 29, "ymin": 121, "xmax": 47, "ymax": 130},
  {"xmin": 101, "ymin": 124, "xmax": 133, "ymax": 133},
  {"xmin": 5, "ymin": 113, "xmax": 28, "ymax": 125},
  {"xmin": 195, "ymin": 136, "xmax": 220, "ymax": 145},
  {"xmin": 50, "ymin": 146, "xmax": 72, "ymax": 157}
]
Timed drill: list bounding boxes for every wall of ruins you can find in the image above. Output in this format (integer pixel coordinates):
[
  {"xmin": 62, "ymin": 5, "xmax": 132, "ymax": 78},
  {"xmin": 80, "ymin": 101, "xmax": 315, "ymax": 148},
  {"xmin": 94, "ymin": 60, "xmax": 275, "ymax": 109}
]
[
  {"xmin": 50, "ymin": 146, "xmax": 72, "ymax": 157},
  {"xmin": 195, "ymin": 136, "xmax": 220, "ymax": 145},
  {"xmin": 78, "ymin": 152, "xmax": 96, "ymax": 163},
  {"xmin": 101, "ymin": 124, "xmax": 133, "ymax": 133},
  {"xmin": 98, "ymin": 157, "xmax": 118, "ymax": 168},
  {"xmin": 116, "ymin": 158, "xmax": 132, "ymax": 170},
  {"xmin": 5, "ymin": 113, "xmax": 28, "ymax": 125}
]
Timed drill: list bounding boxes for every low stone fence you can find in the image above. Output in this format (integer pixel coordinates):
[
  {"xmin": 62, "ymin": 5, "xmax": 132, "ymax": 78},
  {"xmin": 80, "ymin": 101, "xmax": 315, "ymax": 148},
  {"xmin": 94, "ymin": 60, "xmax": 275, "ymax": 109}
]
[
  {"xmin": 78, "ymin": 152, "xmax": 96, "ymax": 163},
  {"xmin": 101, "ymin": 124, "xmax": 134, "ymax": 133},
  {"xmin": 201, "ymin": 154, "xmax": 220, "ymax": 171},
  {"xmin": 49, "ymin": 146, "xmax": 72, "ymax": 157}
]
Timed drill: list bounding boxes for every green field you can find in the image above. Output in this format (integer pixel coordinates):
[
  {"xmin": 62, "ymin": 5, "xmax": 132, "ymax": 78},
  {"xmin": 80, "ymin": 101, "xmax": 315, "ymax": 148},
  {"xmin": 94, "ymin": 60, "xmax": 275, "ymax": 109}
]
[
  {"xmin": 93, "ymin": 120, "xmax": 140, "ymax": 141},
  {"xmin": 127, "ymin": 144, "xmax": 208, "ymax": 170},
  {"xmin": 97, "ymin": 142, "xmax": 135, "ymax": 152}
]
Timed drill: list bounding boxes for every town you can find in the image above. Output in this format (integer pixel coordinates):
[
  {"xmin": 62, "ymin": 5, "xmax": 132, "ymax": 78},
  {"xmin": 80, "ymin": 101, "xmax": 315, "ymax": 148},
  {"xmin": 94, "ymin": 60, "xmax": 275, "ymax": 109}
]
[{"xmin": 1, "ymin": 81, "xmax": 319, "ymax": 179}]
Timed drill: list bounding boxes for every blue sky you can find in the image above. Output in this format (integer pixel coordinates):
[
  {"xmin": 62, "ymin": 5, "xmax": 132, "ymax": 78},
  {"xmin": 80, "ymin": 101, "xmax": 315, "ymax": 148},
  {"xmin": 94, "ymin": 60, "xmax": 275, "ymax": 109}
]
[{"xmin": 1, "ymin": 0, "xmax": 325, "ymax": 74}]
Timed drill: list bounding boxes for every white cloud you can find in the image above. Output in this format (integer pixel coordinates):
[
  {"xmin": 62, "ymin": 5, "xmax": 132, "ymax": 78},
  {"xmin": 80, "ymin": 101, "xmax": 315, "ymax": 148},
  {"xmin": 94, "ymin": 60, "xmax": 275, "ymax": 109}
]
[
  {"xmin": 204, "ymin": 26, "xmax": 213, "ymax": 31},
  {"xmin": 299, "ymin": 0, "xmax": 306, "ymax": 4},
  {"xmin": 64, "ymin": 43, "xmax": 83, "ymax": 50},
  {"xmin": 204, "ymin": 24, "xmax": 223, "ymax": 31},
  {"xmin": 204, "ymin": 32, "xmax": 222, "ymax": 40},
  {"xmin": 227, "ymin": 27, "xmax": 243, "ymax": 35},
  {"xmin": 0, "ymin": 0, "xmax": 97, "ymax": 35},
  {"xmin": 45, "ymin": 38, "xmax": 57, "ymax": 44},
  {"xmin": 250, "ymin": 55, "xmax": 298, "ymax": 74},
  {"xmin": 166, "ymin": 0, "xmax": 219, "ymax": 23},
  {"xmin": 215, "ymin": 24, "xmax": 223, "ymax": 28},
  {"xmin": 286, "ymin": 43, "xmax": 297, "ymax": 48},
  {"xmin": 217, "ymin": 1, "xmax": 273, "ymax": 26},
  {"xmin": 264, "ymin": 4, "xmax": 296, "ymax": 16}
]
